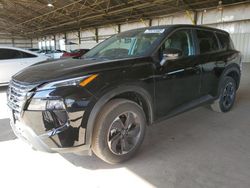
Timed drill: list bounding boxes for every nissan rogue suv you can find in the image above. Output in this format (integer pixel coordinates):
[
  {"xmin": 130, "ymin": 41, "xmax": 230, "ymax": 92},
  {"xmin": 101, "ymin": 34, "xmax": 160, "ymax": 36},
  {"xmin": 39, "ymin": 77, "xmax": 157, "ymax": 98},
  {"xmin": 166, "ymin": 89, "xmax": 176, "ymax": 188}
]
[{"xmin": 7, "ymin": 25, "xmax": 241, "ymax": 164}]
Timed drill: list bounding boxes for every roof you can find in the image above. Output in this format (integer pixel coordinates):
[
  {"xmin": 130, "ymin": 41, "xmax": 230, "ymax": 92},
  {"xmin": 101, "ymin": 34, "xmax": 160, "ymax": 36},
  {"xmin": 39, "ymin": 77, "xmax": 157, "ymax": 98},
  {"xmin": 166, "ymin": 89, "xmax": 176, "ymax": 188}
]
[
  {"xmin": 0, "ymin": 0, "xmax": 247, "ymax": 38},
  {"xmin": 169, "ymin": 24, "xmax": 229, "ymax": 34},
  {"xmin": 120, "ymin": 24, "xmax": 229, "ymax": 34}
]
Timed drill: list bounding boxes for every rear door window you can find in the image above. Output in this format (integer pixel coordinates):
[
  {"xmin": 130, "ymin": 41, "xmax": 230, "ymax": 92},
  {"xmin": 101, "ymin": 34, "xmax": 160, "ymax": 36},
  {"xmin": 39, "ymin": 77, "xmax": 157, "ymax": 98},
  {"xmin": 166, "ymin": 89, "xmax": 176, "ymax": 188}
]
[{"xmin": 196, "ymin": 30, "xmax": 219, "ymax": 54}]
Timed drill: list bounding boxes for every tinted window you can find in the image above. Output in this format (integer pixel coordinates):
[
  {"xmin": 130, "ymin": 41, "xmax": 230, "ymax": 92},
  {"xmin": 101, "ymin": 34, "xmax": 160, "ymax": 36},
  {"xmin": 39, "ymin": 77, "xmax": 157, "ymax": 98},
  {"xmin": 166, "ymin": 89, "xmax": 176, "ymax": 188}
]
[
  {"xmin": 196, "ymin": 30, "xmax": 219, "ymax": 54},
  {"xmin": 160, "ymin": 29, "xmax": 194, "ymax": 58},
  {"xmin": 216, "ymin": 32, "xmax": 232, "ymax": 50},
  {"xmin": 0, "ymin": 49, "xmax": 22, "ymax": 60},
  {"xmin": 0, "ymin": 49, "xmax": 36, "ymax": 60}
]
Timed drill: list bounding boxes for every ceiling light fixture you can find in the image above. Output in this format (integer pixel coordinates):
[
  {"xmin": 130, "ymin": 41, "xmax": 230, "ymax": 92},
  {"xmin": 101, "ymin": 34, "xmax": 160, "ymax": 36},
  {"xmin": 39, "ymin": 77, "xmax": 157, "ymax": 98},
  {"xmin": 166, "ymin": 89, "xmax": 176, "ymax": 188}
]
[
  {"xmin": 47, "ymin": 3, "xmax": 53, "ymax": 7},
  {"xmin": 217, "ymin": 1, "xmax": 223, "ymax": 11},
  {"xmin": 47, "ymin": 0, "xmax": 54, "ymax": 7}
]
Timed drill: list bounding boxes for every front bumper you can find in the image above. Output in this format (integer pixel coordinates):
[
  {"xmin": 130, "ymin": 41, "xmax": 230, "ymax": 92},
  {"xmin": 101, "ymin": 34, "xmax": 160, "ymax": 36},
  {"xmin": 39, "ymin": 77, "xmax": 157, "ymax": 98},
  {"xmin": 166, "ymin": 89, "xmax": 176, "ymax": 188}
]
[
  {"xmin": 10, "ymin": 115, "xmax": 91, "ymax": 155},
  {"xmin": 7, "ymin": 80, "xmax": 94, "ymax": 155},
  {"xmin": 10, "ymin": 119, "xmax": 54, "ymax": 153}
]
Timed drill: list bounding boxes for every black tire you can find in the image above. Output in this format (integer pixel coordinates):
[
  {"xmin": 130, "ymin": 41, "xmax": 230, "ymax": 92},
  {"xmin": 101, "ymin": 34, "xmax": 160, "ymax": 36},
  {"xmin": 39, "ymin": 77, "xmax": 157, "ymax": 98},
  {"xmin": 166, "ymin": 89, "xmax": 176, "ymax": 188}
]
[
  {"xmin": 210, "ymin": 76, "xmax": 236, "ymax": 112},
  {"xmin": 92, "ymin": 99, "xmax": 146, "ymax": 164}
]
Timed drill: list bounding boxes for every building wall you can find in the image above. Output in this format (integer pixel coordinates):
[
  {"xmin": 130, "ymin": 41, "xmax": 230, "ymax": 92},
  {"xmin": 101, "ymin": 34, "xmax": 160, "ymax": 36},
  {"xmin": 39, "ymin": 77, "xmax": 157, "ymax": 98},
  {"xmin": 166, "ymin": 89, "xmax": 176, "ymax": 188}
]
[
  {"xmin": 31, "ymin": 38, "xmax": 38, "ymax": 49},
  {"xmin": 152, "ymin": 12, "xmax": 194, "ymax": 26},
  {"xmin": 0, "ymin": 38, "xmax": 12, "ymax": 47},
  {"xmin": 35, "ymin": 3, "xmax": 250, "ymax": 62},
  {"xmin": 121, "ymin": 21, "xmax": 149, "ymax": 31},
  {"xmin": 0, "ymin": 35, "xmax": 32, "ymax": 49}
]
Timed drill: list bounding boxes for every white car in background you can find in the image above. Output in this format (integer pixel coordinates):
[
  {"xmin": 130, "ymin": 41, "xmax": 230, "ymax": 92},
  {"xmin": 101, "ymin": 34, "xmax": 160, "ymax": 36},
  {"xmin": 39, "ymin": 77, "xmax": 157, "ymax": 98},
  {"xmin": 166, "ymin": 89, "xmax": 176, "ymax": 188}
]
[
  {"xmin": 38, "ymin": 49, "xmax": 65, "ymax": 59},
  {"xmin": 0, "ymin": 46, "xmax": 48, "ymax": 85}
]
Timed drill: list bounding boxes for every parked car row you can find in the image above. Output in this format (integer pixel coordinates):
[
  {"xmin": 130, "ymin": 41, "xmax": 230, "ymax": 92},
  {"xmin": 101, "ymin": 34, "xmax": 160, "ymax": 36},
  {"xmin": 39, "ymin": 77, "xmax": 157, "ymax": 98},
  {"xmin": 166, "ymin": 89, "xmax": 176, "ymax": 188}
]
[
  {"xmin": 37, "ymin": 49, "xmax": 66, "ymax": 59},
  {"xmin": 62, "ymin": 49, "xmax": 90, "ymax": 58},
  {"xmin": 0, "ymin": 46, "xmax": 90, "ymax": 85},
  {"xmin": 28, "ymin": 48, "xmax": 90, "ymax": 59}
]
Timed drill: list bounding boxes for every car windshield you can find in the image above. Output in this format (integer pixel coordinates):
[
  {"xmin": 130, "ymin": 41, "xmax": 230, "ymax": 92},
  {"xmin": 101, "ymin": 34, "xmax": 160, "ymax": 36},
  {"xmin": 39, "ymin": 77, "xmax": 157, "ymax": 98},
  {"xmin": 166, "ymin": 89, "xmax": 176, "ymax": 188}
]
[{"xmin": 84, "ymin": 28, "xmax": 166, "ymax": 59}]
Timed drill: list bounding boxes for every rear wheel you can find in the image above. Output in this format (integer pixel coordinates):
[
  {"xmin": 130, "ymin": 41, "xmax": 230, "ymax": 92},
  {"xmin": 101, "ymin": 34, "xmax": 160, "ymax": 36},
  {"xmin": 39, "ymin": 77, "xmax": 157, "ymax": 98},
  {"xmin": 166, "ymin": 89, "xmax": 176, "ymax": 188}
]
[
  {"xmin": 211, "ymin": 76, "xmax": 236, "ymax": 112},
  {"xmin": 92, "ymin": 99, "xmax": 146, "ymax": 164}
]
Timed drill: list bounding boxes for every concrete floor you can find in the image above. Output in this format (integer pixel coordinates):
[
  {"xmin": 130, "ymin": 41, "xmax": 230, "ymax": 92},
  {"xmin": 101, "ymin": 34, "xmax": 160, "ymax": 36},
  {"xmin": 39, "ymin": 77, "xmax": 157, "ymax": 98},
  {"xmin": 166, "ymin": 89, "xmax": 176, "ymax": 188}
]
[{"xmin": 0, "ymin": 65, "xmax": 250, "ymax": 188}]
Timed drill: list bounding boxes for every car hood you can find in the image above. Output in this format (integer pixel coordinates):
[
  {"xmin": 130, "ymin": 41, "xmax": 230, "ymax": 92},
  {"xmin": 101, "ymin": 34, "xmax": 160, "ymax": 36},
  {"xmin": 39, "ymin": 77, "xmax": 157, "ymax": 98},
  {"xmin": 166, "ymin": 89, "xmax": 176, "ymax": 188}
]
[{"xmin": 13, "ymin": 57, "xmax": 147, "ymax": 84}]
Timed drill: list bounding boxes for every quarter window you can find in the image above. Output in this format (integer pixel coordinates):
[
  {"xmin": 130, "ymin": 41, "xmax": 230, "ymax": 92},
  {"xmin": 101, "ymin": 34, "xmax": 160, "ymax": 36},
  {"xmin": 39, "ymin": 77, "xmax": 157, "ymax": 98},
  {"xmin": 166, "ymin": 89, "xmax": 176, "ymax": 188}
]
[
  {"xmin": 216, "ymin": 32, "xmax": 231, "ymax": 50},
  {"xmin": 196, "ymin": 30, "xmax": 219, "ymax": 54}
]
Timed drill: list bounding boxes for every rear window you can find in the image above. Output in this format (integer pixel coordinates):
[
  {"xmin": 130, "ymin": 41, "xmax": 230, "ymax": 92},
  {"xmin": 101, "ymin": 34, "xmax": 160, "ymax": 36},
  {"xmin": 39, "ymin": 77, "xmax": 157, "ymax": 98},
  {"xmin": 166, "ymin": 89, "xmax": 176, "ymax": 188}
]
[
  {"xmin": 216, "ymin": 32, "xmax": 233, "ymax": 50},
  {"xmin": 196, "ymin": 30, "xmax": 219, "ymax": 54}
]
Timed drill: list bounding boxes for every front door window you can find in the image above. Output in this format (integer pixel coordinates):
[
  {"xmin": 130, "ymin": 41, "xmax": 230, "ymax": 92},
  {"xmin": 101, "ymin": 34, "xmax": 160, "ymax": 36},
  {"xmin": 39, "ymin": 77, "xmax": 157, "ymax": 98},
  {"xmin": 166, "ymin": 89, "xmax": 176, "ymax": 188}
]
[{"xmin": 160, "ymin": 30, "xmax": 194, "ymax": 59}]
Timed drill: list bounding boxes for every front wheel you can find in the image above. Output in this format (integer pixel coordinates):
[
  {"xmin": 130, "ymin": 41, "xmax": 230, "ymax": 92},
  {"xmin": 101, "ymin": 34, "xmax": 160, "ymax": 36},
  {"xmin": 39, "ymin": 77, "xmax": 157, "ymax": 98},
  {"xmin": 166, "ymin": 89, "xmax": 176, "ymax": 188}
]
[
  {"xmin": 210, "ymin": 76, "xmax": 236, "ymax": 112},
  {"xmin": 92, "ymin": 99, "xmax": 146, "ymax": 164}
]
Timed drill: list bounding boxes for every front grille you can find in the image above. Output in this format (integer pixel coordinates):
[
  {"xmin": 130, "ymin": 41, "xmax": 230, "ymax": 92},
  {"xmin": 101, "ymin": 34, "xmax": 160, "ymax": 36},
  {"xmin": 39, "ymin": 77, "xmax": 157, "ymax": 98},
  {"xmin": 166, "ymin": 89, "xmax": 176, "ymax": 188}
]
[{"xmin": 7, "ymin": 80, "xmax": 37, "ymax": 115}]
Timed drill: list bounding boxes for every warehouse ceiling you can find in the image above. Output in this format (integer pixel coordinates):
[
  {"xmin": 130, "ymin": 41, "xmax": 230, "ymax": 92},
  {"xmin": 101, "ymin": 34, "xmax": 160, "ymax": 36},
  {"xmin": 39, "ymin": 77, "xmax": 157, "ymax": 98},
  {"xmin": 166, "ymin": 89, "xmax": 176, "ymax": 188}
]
[{"xmin": 0, "ymin": 0, "xmax": 249, "ymax": 37}]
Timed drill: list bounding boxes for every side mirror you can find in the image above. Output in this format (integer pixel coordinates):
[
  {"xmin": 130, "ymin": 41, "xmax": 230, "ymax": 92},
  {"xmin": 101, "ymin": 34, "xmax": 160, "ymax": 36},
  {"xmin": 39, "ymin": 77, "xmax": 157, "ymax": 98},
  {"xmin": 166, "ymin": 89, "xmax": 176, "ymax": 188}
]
[{"xmin": 160, "ymin": 48, "xmax": 183, "ymax": 66}]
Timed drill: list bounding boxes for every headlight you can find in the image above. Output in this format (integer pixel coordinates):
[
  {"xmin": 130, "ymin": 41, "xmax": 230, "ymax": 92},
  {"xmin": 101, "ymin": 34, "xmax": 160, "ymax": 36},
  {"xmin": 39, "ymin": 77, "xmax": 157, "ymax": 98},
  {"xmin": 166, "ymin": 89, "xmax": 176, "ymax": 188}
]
[
  {"xmin": 37, "ymin": 74, "xmax": 98, "ymax": 91},
  {"xmin": 28, "ymin": 99, "xmax": 65, "ymax": 111},
  {"xmin": 28, "ymin": 74, "xmax": 98, "ymax": 111}
]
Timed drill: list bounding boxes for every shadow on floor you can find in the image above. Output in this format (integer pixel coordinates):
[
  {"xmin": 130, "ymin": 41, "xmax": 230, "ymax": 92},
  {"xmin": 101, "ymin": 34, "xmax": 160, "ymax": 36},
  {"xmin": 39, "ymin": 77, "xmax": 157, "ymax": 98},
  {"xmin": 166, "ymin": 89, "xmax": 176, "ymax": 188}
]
[
  {"xmin": 0, "ymin": 86, "xmax": 16, "ymax": 142},
  {"xmin": 0, "ymin": 118, "xmax": 16, "ymax": 142}
]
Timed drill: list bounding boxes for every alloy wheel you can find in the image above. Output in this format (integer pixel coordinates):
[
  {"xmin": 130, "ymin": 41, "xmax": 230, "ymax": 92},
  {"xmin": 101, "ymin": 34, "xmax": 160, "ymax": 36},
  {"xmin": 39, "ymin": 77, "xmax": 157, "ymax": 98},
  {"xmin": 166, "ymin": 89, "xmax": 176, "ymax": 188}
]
[
  {"xmin": 222, "ymin": 82, "xmax": 235, "ymax": 109},
  {"xmin": 107, "ymin": 111, "xmax": 142, "ymax": 155}
]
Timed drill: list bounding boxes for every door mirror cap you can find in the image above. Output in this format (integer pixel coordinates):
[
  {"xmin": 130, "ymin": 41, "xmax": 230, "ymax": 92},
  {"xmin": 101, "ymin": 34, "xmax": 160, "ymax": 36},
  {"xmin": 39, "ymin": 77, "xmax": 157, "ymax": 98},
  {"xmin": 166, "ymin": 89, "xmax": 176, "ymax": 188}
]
[{"xmin": 160, "ymin": 48, "xmax": 183, "ymax": 66}]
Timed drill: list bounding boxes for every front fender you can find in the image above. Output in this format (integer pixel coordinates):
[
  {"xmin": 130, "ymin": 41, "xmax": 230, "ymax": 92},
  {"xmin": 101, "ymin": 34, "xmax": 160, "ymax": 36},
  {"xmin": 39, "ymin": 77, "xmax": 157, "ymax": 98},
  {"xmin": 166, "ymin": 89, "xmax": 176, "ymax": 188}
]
[{"xmin": 84, "ymin": 84, "xmax": 154, "ymax": 147}]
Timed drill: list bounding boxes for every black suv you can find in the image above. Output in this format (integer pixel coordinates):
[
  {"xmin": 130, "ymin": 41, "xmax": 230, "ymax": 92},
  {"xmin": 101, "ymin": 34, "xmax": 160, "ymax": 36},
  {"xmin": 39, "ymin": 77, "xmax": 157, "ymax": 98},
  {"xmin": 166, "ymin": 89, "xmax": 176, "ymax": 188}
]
[{"xmin": 7, "ymin": 25, "xmax": 241, "ymax": 164}]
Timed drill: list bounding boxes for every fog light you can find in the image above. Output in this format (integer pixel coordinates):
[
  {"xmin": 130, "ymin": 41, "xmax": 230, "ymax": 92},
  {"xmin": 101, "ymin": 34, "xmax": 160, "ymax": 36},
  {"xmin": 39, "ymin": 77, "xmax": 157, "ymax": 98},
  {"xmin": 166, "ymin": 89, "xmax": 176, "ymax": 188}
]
[{"xmin": 28, "ymin": 99, "xmax": 65, "ymax": 111}]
